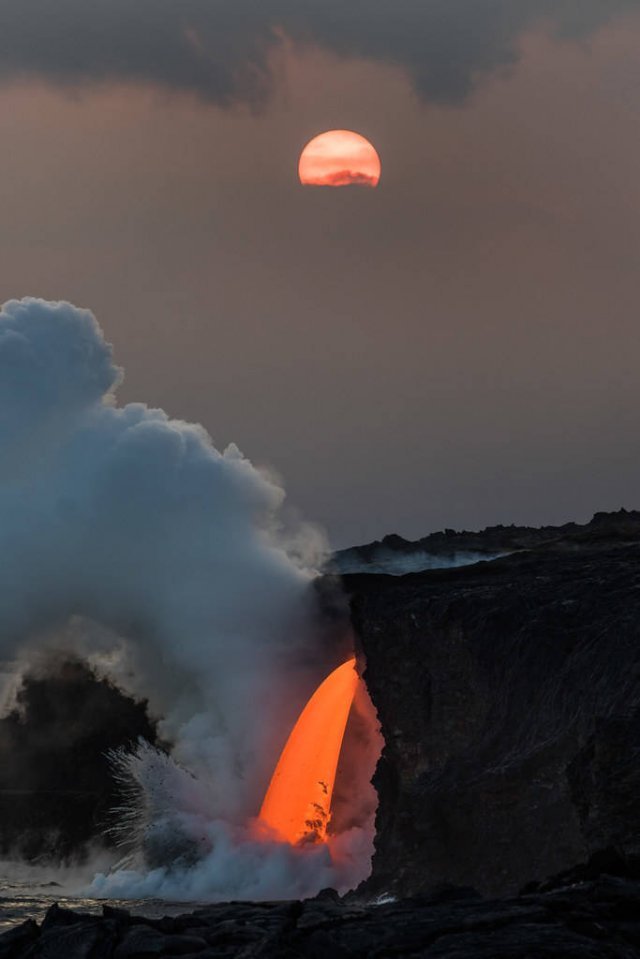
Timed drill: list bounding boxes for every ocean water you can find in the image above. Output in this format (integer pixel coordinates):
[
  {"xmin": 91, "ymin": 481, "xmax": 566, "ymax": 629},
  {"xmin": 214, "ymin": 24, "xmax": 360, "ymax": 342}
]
[{"xmin": 0, "ymin": 871, "xmax": 202, "ymax": 931}]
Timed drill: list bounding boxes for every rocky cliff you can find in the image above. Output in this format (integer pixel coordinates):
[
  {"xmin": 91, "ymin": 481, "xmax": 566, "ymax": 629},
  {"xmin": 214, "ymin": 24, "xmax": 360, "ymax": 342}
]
[
  {"xmin": 346, "ymin": 511, "xmax": 640, "ymax": 898},
  {"xmin": 3, "ymin": 510, "xmax": 640, "ymax": 906},
  {"xmin": 335, "ymin": 507, "xmax": 640, "ymax": 573}
]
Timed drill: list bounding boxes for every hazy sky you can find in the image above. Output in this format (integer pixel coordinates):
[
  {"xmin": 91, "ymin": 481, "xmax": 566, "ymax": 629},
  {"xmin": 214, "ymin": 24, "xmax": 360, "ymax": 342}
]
[{"xmin": 2, "ymin": 2, "xmax": 640, "ymax": 546}]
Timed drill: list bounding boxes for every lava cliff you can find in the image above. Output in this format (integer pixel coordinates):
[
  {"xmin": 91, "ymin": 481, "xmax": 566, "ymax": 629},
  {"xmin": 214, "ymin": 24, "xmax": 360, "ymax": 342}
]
[{"xmin": 346, "ymin": 510, "xmax": 640, "ymax": 897}]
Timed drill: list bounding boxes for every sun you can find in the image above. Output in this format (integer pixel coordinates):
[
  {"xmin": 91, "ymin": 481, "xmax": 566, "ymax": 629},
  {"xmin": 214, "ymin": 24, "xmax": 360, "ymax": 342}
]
[{"xmin": 298, "ymin": 130, "xmax": 381, "ymax": 188}]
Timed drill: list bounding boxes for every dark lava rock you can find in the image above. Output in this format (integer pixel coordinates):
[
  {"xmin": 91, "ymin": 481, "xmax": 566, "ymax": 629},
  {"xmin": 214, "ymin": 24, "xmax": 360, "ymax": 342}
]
[
  {"xmin": 32, "ymin": 920, "xmax": 117, "ymax": 959},
  {"xmin": 114, "ymin": 924, "xmax": 207, "ymax": 957},
  {"xmin": 114, "ymin": 925, "xmax": 167, "ymax": 957},
  {"xmin": 0, "ymin": 920, "xmax": 38, "ymax": 959},
  {"xmin": 0, "ymin": 657, "xmax": 159, "ymax": 862},
  {"xmin": 344, "ymin": 511, "xmax": 640, "ymax": 897},
  {"xmin": 5, "ymin": 871, "xmax": 640, "ymax": 958},
  {"xmin": 335, "ymin": 507, "xmax": 640, "ymax": 572},
  {"xmin": 41, "ymin": 904, "xmax": 96, "ymax": 930},
  {"xmin": 313, "ymin": 886, "xmax": 341, "ymax": 902}
]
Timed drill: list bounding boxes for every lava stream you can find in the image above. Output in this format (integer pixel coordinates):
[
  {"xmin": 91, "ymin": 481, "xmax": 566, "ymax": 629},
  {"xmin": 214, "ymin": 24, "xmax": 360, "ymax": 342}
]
[{"xmin": 259, "ymin": 658, "xmax": 358, "ymax": 844}]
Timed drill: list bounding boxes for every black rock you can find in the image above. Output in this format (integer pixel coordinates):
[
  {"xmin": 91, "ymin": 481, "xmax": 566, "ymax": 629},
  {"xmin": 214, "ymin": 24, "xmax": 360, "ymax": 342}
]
[
  {"xmin": 0, "ymin": 657, "xmax": 159, "ymax": 863},
  {"xmin": 41, "ymin": 904, "xmax": 96, "ymax": 930},
  {"xmin": 161, "ymin": 935, "xmax": 208, "ymax": 955},
  {"xmin": 3, "ymin": 872, "xmax": 640, "ymax": 959},
  {"xmin": 102, "ymin": 905, "xmax": 131, "ymax": 923},
  {"xmin": 344, "ymin": 518, "xmax": 640, "ymax": 897},
  {"xmin": 114, "ymin": 924, "xmax": 167, "ymax": 958},
  {"xmin": 312, "ymin": 887, "xmax": 341, "ymax": 902},
  {"xmin": 31, "ymin": 920, "xmax": 116, "ymax": 959},
  {"xmin": 0, "ymin": 920, "xmax": 39, "ymax": 959},
  {"xmin": 424, "ymin": 922, "xmax": 636, "ymax": 958}
]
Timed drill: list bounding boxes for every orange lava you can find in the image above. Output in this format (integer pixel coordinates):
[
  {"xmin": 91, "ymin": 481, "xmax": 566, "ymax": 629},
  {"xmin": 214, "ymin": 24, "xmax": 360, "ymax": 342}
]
[
  {"xmin": 259, "ymin": 658, "xmax": 359, "ymax": 844},
  {"xmin": 299, "ymin": 131, "xmax": 381, "ymax": 188}
]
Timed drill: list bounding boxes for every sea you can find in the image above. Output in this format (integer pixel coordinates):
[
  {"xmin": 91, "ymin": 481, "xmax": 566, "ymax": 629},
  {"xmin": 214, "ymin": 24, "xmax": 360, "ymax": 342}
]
[{"xmin": 0, "ymin": 869, "xmax": 202, "ymax": 931}]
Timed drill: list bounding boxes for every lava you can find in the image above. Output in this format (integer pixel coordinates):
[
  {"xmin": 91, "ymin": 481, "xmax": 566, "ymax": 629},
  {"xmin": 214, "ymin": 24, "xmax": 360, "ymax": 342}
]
[{"xmin": 259, "ymin": 658, "xmax": 358, "ymax": 844}]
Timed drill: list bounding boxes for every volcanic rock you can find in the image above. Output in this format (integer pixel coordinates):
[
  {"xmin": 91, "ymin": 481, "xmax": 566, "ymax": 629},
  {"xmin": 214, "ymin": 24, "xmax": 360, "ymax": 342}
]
[
  {"xmin": 0, "ymin": 658, "xmax": 158, "ymax": 861},
  {"xmin": 0, "ymin": 919, "xmax": 38, "ymax": 959},
  {"xmin": 335, "ymin": 507, "xmax": 640, "ymax": 572},
  {"xmin": 345, "ymin": 510, "xmax": 640, "ymax": 897},
  {"xmin": 3, "ymin": 860, "xmax": 640, "ymax": 957}
]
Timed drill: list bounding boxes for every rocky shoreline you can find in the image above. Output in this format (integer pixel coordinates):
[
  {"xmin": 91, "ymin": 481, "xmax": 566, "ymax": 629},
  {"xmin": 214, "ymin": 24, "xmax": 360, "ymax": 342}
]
[
  {"xmin": 2, "ymin": 852, "xmax": 640, "ymax": 958},
  {"xmin": 4, "ymin": 509, "xmax": 640, "ymax": 953}
]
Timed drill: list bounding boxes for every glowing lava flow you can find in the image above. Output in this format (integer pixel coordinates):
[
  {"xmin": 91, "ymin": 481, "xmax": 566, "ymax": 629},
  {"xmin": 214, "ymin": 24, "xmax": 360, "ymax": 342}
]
[{"xmin": 259, "ymin": 658, "xmax": 358, "ymax": 845}]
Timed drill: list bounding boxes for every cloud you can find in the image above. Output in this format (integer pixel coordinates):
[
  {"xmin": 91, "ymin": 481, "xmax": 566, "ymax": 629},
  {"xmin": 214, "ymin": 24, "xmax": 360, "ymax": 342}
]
[
  {"xmin": 0, "ymin": 297, "xmax": 323, "ymax": 825},
  {"xmin": 0, "ymin": 298, "xmax": 378, "ymax": 898},
  {"xmin": 0, "ymin": 299, "xmax": 121, "ymax": 445},
  {"xmin": 0, "ymin": 1, "xmax": 636, "ymax": 108},
  {"xmin": 307, "ymin": 170, "xmax": 378, "ymax": 188}
]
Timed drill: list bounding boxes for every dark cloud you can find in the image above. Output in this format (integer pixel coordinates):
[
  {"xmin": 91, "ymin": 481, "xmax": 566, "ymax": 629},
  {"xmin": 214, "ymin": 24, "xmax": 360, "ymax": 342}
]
[
  {"xmin": 0, "ymin": 0, "xmax": 637, "ymax": 108},
  {"xmin": 316, "ymin": 170, "xmax": 378, "ymax": 188}
]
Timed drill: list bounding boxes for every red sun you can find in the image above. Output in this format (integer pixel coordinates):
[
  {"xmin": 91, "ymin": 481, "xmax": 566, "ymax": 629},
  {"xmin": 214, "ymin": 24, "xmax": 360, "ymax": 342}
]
[{"xmin": 298, "ymin": 130, "xmax": 381, "ymax": 188}]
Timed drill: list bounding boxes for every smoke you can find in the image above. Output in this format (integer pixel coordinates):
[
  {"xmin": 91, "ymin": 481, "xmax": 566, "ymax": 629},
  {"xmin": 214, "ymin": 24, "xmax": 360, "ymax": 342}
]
[
  {"xmin": 90, "ymin": 818, "xmax": 366, "ymax": 902},
  {"xmin": 86, "ymin": 734, "xmax": 376, "ymax": 901},
  {"xmin": 87, "ymin": 674, "xmax": 380, "ymax": 900},
  {"xmin": 334, "ymin": 548, "xmax": 509, "ymax": 575},
  {"xmin": 0, "ymin": 297, "xmax": 377, "ymax": 899}
]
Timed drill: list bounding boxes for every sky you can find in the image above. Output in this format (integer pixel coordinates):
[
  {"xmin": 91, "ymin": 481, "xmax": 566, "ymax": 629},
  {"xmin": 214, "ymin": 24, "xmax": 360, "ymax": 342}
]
[{"xmin": 1, "ymin": 1, "xmax": 640, "ymax": 547}]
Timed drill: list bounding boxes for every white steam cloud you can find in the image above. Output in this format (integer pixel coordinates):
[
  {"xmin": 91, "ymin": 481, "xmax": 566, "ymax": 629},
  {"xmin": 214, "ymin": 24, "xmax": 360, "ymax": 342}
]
[
  {"xmin": 0, "ymin": 298, "xmax": 377, "ymax": 899},
  {"xmin": 334, "ymin": 549, "xmax": 509, "ymax": 575}
]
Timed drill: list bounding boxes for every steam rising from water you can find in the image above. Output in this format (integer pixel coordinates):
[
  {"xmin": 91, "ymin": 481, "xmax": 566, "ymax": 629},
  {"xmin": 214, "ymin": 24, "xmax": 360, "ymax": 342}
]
[
  {"xmin": 0, "ymin": 297, "xmax": 376, "ymax": 899},
  {"xmin": 334, "ymin": 549, "xmax": 509, "ymax": 575},
  {"xmin": 92, "ymin": 736, "xmax": 371, "ymax": 900}
]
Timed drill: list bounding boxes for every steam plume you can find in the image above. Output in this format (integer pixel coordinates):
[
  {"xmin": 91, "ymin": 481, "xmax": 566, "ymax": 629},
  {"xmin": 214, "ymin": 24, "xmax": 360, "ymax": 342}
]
[
  {"xmin": 0, "ymin": 297, "xmax": 377, "ymax": 898},
  {"xmin": 0, "ymin": 297, "xmax": 314, "ymax": 822}
]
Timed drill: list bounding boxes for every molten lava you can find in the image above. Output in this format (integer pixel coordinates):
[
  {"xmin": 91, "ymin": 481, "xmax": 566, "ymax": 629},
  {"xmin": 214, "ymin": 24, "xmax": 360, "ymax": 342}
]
[{"xmin": 259, "ymin": 658, "xmax": 358, "ymax": 845}]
